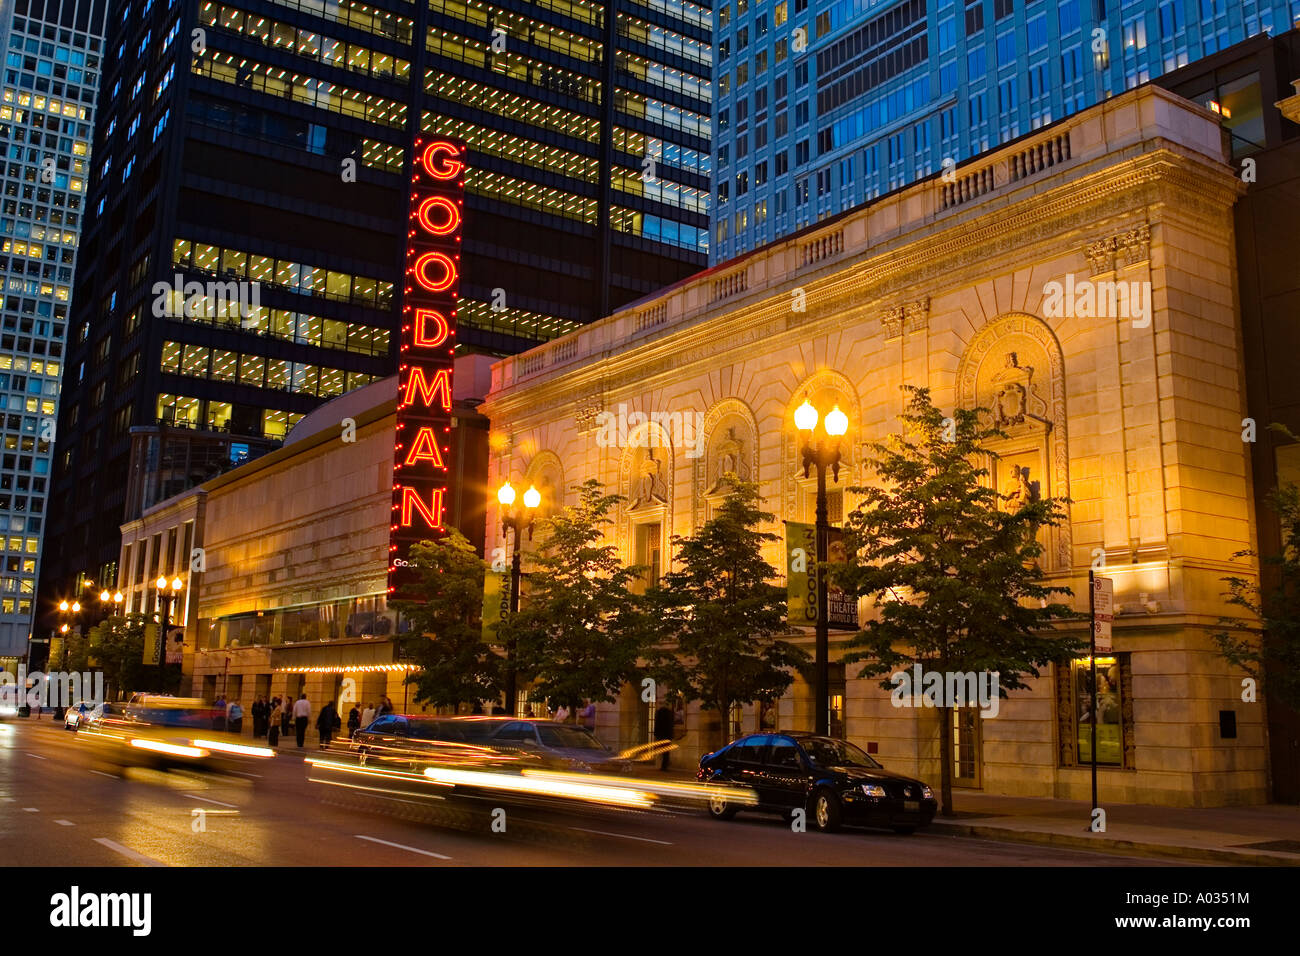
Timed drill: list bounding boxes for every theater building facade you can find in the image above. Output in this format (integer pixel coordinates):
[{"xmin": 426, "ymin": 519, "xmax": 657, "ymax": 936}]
[
  {"xmin": 122, "ymin": 359, "xmax": 492, "ymax": 718},
  {"xmin": 480, "ymin": 85, "xmax": 1269, "ymax": 807}
]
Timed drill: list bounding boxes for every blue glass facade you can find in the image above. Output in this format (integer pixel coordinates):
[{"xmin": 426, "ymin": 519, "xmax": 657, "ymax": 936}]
[
  {"xmin": 0, "ymin": 0, "xmax": 106, "ymax": 660},
  {"xmin": 710, "ymin": 0, "xmax": 1300, "ymax": 261}
]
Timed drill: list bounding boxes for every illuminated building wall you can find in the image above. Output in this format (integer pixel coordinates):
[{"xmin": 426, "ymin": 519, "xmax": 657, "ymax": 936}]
[
  {"xmin": 483, "ymin": 86, "xmax": 1271, "ymax": 804},
  {"xmin": 40, "ymin": 0, "xmax": 712, "ymax": 635},
  {"xmin": 0, "ymin": 0, "xmax": 107, "ymax": 660}
]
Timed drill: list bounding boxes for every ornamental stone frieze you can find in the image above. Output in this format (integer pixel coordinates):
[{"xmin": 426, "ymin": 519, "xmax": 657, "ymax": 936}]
[
  {"xmin": 881, "ymin": 298, "xmax": 930, "ymax": 339},
  {"xmin": 1085, "ymin": 222, "xmax": 1151, "ymax": 275},
  {"xmin": 574, "ymin": 391, "xmax": 604, "ymax": 433}
]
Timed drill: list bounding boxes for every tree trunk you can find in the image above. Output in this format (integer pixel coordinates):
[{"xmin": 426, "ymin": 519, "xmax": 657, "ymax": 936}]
[{"xmin": 938, "ymin": 704, "xmax": 955, "ymax": 817}]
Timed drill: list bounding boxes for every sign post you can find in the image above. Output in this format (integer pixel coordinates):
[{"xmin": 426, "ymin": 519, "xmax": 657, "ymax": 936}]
[{"xmin": 1089, "ymin": 572, "xmax": 1113, "ymax": 823}]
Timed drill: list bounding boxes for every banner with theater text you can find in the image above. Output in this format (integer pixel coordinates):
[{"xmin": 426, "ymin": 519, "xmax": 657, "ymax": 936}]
[
  {"xmin": 481, "ymin": 569, "xmax": 511, "ymax": 643},
  {"xmin": 785, "ymin": 521, "xmax": 859, "ymax": 631}
]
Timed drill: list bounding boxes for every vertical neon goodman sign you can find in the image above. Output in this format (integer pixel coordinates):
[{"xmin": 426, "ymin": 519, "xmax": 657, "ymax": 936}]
[{"xmin": 389, "ymin": 138, "xmax": 465, "ymax": 602}]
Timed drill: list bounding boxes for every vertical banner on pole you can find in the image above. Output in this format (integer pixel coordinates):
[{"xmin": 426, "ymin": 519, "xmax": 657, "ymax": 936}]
[
  {"xmin": 785, "ymin": 521, "xmax": 818, "ymax": 627},
  {"xmin": 481, "ymin": 568, "xmax": 511, "ymax": 642},
  {"xmin": 388, "ymin": 138, "xmax": 466, "ymax": 603}
]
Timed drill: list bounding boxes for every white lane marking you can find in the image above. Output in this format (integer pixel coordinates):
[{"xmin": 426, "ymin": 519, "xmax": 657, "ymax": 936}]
[
  {"xmin": 567, "ymin": 826, "xmax": 673, "ymax": 845},
  {"xmin": 184, "ymin": 794, "xmax": 238, "ymax": 808},
  {"xmin": 355, "ymin": 835, "xmax": 451, "ymax": 860},
  {"xmin": 24, "ymin": 752, "xmax": 46, "ymax": 759},
  {"xmin": 22, "ymin": 807, "xmax": 39, "ymax": 812},
  {"xmin": 55, "ymin": 819, "xmax": 75, "ymax": 827},
  {"xmin": 90, "ymin": 770, "xmax": 118, "ymax": 779},
  {"xmin": 93, "ymin": 838, "xmax": 165, "ymax": 867}
]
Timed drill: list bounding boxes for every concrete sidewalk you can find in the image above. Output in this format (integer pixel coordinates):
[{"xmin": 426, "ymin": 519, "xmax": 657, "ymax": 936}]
[{"xmin": 929, "ymin": 791, "xmax": 1300, "ymax": 866}]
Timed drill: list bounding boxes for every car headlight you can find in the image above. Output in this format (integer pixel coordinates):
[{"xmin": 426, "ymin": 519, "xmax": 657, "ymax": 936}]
[
  {"xmin": 922, "ymin": 785, "xmax": 934, "ymax": 799},
  {"xmin": 861, "ymin": 784, "xmax": 887, "ymax": 797}
]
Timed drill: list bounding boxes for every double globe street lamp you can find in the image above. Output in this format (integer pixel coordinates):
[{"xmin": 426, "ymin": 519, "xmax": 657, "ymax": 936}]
[
  {"xmin": 154, "ymin": 576, "xmax": 185, "ymax": 670},
  {"xmin": 794, "ymin": 398, "xmax": 848, "ymax": 737},
  {"xmin": 99, "ymin": 589, "xmax": 124, "ymax": 617},
  {"xmin": 497, "ymin": 480, "xmax": 541, "ymax": 715}
]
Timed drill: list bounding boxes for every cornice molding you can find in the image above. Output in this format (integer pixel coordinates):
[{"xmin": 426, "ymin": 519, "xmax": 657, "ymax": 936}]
[{"xmin": 483, "ymin": 148, "xmax": 1242, "ymax": 425}]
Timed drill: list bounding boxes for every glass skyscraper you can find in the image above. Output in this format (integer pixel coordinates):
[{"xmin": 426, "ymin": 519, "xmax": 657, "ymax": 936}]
[
  {"xmin": 0, "ymin": 0, "xmax": 106, "ymax": 662},
  {"xmin": 38, "ymin": 0, "xmax": 713, "ymax": 628},
  {"xmin": 711, "ymin": 0, "xmax": 1299, "ymax": 261}
]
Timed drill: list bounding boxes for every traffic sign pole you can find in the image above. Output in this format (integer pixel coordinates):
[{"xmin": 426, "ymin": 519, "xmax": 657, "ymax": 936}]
[{"xmin": 1089, "ymin": 569, "xmax": 1098, "ymax": 823}]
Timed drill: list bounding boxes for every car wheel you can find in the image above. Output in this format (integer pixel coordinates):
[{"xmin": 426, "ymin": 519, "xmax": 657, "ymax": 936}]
[
  {"xmin": 811, "ymin": 789, "xmax": 842, "ymax": 833},
  {"xmin": 892, "ymin": 826, "xmax": 916, "ymax": 835},
  {"xmin": 707, "ymin": 789, "xmax": 739, "ymax": 821}
]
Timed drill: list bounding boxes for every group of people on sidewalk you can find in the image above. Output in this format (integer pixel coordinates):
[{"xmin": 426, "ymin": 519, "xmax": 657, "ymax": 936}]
[{"xmin": 211, "ymin": 692, "xmax": 395, "ymax": 749}]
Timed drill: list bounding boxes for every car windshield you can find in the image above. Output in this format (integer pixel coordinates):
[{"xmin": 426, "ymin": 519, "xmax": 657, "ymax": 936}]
[
  {"xmin": 799, "ymin": 738, "xmax": 882, "ymax": 769},
  {"xmin": 538, "ymin": 725, "xmax": 607, "ymax": 751}
]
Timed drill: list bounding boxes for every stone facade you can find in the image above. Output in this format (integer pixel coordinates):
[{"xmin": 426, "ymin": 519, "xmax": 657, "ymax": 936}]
[{"xmin": 480, "ymin": 86, "xmax": 1268, "ymax": 806}]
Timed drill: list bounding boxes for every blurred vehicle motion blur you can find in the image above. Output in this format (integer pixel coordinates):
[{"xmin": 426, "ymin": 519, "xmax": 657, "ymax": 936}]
[
  {"xmin": 76, "ymin": 695, "xmax": 275, "ymax": 773},
  {"xmin": 309, "ymin": 713, "xmax": 754, "ymax": 819},
  {"xmin": 351, "ymin": 716, "xmax": 633, "ymax": 774}
]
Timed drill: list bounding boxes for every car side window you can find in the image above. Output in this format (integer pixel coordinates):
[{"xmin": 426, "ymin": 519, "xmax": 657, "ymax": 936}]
[
  {"xmin": 370, "ymin": 716, "xmax": 395, "ymax": 734},
  {"xmin": 767, "ymin": 737, "xmax": 803, "ymax": 769},
  {"xmin": 393, "ymin": 718, "xmax": 409, "ymax": 736},
  {"xmin": 496, "ymin": 721, "xmax": 525, "ymax": 741},
  {"xmin": 735, "ymin": 734, "xmax": 771, "ymax": 764}
]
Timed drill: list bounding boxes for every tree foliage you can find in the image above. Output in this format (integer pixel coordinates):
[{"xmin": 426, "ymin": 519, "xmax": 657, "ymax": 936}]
[
  {"xmin": 648, "ymin": 480, "xmax": 806, "ymax": 748},
  {"xmin": 79, "ymin": 614, "xmax": 155, "ymax": 700},
  {"xmin": 500, "ymin": 479, "xmax": 654, "ymax": 713},
  {"xmin": 1214, "ymin": 426, "xmax": 1300, "ymax": 710},
  {"xmin": 831, "ymin": 386, "xmax": 1078, "ymax": 814},
  {"xmin": 392, "ymin": 531, "xmax": 502, "ymax": 710}
]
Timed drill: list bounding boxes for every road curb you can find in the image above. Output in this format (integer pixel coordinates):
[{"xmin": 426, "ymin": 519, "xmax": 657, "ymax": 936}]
[{"xmin": 928, "ymin": 820, "xmax": 1300, "ymax": 866}]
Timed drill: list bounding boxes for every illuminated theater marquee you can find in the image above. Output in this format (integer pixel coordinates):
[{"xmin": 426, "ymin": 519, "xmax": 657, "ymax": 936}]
[{"xmin": 389, "ymin": 138, "xmax": 465, "ymax": 601}]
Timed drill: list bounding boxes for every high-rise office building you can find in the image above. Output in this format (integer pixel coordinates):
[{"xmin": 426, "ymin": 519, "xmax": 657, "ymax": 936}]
[
  {"xmin": 710, "ymin": 0, "xmax": 1298, "ymax": 261},
  {"xmin": 0, "ymin": 0, "xmax": 107, "ymax": 662},
  {"xmin": 38, "ymin": 0, "xmax": 712, "ymax": 623}
]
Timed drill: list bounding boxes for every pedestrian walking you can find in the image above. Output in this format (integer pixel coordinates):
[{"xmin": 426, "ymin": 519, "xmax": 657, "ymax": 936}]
[
  {"xmin": 281, "ymin": 696, "xmax": 292, "ymax": 737},
  {"xmin": 580, "ymin": 700, "xmax": 596, "ymax": 732},
  {"xmin": 346, "ymin": 703, "xmax": 361, "ymax": 739},
  {"xmin": 250, "ymin": 696, "xmax": 264, "ymax": 737},
  {"xmin": 228, "ymin": 700, "xmax": 244, "ymax": 735},
  {"xmin": 360, "ymin": 702, "xmax": 376, "ymax": 730},
  {"xmin": 268, "ymin": 698, "xmax": 282, "ymax": 748},
  {"xmin": 554, "ymin": 703, "xmax": 570, "ymax": 723},
  {"xmin": 293, "ymin": 693, "xmax": 310, "ymax": 747},
  {"xmin": 213, "ymin": 695, "xmax": 227, "ymax": 731},
  {"xmin": 317, "ymin": 700, "xmax": 340, "ymax": 749},
  {"xmin": 655, "ymin": 702, "xmax": 674, "ymax": 771}
]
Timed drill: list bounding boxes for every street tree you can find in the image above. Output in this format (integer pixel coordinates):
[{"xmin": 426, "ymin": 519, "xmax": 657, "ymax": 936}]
[
  {"xmin": 80, "ymin": 613, "xmax": 153, "ymax": 700},
  {"xmin": 1214, "ymin": 426, "xmax": 1300, "ymax": 711},
  {"xmin": 648, "ymin": 479, "xmax": 806, "ymax": 750},
  {"xmin": 392, "ymin": 531, "xmax": 502, "ymax": 711},
  {"xmin": 831, "ymin": 386, "xmax": 1078, "ymax": 816},
  {"xmin": 499, "ymin": 479, "xmax": 653, "ymax": 715}
]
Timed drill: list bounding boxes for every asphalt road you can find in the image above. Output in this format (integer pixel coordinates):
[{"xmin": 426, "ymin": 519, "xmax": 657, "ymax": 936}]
[{"xmin": 0, "ymin": 718, "xmax": 1189, "ymax": 867}]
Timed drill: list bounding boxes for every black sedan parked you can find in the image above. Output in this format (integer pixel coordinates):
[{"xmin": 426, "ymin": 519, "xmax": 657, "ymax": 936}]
[{"xmin": 698, "ymin": 733, "xmax": 937, "ymax": 834}]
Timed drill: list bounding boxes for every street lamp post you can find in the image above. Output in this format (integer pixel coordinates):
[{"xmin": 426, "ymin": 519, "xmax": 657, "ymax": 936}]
[
  {"xmin": 155, "ymin": 576, "xmax": 185, "ymax": 687},
  {"xmin": 497, "ymin": 481, "xmax": 541, "ymax": 715},
  {"xmin": 55, "ymin": 599, "xmax": 81, "ymax": 671},
  {"xmin": 99, "ymin": 589, "xmax": 124, "ymax": 618},
  {"xmin": 794, "ymin": 398, "xmax": 848, "ymax": 737}
]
